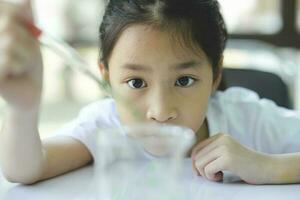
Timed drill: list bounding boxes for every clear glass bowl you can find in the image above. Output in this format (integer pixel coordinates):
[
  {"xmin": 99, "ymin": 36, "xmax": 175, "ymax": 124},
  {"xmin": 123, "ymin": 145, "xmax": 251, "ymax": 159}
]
[{"xmin": 94, "ymin": 123, "xmax": 195, "ymax": 200}]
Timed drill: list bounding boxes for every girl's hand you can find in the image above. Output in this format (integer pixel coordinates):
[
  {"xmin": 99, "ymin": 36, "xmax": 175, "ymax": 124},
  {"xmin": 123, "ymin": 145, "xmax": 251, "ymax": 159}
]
[
  {"xmin": 191, "ymin": 133, "xmax": 274, "ymax": 184},
  {"xmin": 0, "ymin": 0, "xmax": 43, "ymax": 111}
]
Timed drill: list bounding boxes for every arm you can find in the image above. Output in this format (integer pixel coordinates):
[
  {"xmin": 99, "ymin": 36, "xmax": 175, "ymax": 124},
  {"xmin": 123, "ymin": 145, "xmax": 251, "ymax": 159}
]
[
  {"xmin": 39, "ymin": 136, "xmax": 93, "ymax": 183},
  {"xmin": 0, "ymin": 107, "xmax": 93, "ymax": 185},
  {"xmin": 0, "ymin": 1, "xmax": 92, "ymax": 184},
  {"xmin": 270, "ymin": 153, "xmax": 300, "ymax": 184},
  {"xmin": 190, "ymin": 133, "xmax": 300, "ymax": 185},
  {"xmin": 0, "ymin": 107, "xmax": 44, "ymax": 184}
]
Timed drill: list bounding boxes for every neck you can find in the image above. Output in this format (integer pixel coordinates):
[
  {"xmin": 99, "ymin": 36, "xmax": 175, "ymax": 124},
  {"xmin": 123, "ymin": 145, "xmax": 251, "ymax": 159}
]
[
  {"xmin": 186, "ymin": 118, "xmax": 209, "ymax": 157},
  {"xmin": 196, "ymin": 118, "xmax": 209, "ymax": 142}
]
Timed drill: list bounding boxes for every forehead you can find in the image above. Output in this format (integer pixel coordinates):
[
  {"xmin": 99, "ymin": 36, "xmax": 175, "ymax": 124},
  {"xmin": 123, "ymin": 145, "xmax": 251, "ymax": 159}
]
[{"xmin": 109, "ymin": 24, "xmax": 208, "ymax": 65}]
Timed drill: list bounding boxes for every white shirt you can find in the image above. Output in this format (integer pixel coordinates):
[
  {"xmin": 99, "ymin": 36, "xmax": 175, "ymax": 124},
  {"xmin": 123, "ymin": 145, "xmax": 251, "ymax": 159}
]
[{"xmin": 54, "ymin": 87, "xmax": 300, "ymax": 161}]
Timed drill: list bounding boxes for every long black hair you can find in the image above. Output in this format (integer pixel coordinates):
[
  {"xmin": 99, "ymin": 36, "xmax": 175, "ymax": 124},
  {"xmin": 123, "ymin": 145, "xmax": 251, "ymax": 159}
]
[{"xmin": 99, "ymin": 0, "xmax": 227, "ymax": 81}]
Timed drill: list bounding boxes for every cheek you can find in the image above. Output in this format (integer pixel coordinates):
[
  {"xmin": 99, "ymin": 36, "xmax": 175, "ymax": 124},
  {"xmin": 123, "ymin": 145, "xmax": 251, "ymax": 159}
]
[
  {"xmin": 114, "ymin": 94, "xmax": 147, "ymax": 125},
  {"xmin": 178, "ymin": 80, "xmax": 213, "ymax": 130},
  {"xmin": 115, "ymin": 103, "xmax": 133, "ymax": 125},
  {"xmin": 108, "ymin": 75, "xmax": 146, "ymax": 124},
  {"xmin": 181, "ymin": 95, "xmax": 210, "ymax": 132}
]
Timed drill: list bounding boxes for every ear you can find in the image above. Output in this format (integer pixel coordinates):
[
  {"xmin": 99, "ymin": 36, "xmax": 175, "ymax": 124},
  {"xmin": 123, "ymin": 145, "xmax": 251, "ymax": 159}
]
[
  {"xmin": 98, "ymin": 62, "xmax": 110, "ymax": 82},
  {"xmin": 212, "ymin": 56, "xmax": 224, "ymax": 93}
]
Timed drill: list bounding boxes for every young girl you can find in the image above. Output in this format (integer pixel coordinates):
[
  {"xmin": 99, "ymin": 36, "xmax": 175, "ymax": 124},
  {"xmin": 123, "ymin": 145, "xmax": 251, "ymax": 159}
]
[{"xmin": 1, "ymin": 0, "xmax": 300, "ymax": 185}]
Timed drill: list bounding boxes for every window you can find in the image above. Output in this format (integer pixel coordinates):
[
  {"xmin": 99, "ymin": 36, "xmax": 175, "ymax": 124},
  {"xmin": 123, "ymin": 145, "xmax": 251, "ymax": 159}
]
[
  {"xmin": 219, "ymin": 0, "xmax": 282, "ymax": 34},
  {"xmin": 297, "ymin": 0, "xmax": 300, "ymax": 32}
]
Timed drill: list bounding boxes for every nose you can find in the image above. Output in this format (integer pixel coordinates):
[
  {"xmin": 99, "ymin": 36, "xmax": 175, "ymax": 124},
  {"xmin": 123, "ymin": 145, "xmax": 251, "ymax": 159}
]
[{"xmin": 146, "ymin": 90, "xmax": 178, "ymax": 123}]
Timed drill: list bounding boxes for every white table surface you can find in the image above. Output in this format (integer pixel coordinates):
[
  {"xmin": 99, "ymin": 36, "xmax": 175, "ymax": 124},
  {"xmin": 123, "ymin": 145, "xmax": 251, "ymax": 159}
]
[{"xmin": 1, "ymin": 160, "xmax": 300, "ymax": 200}]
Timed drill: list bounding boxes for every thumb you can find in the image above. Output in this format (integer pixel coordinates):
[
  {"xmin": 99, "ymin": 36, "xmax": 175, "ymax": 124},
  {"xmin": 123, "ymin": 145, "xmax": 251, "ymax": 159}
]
[{"xmin": 18, "ymin": 0, "xmax": 34, "ymax": 21}]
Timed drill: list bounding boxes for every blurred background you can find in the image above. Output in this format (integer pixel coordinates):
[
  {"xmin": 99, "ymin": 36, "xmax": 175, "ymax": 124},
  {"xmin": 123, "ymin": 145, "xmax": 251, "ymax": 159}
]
[{"xmin": 0, "ymin": 0, "xmax": 300, "ymax": 137}]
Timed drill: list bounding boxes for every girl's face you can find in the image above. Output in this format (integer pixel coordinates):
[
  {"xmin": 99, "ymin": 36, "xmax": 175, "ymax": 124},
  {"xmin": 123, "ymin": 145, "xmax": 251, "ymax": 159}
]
[{"xmin": 100, "ymin": 25, "xmax": 221, "ymax": 134}]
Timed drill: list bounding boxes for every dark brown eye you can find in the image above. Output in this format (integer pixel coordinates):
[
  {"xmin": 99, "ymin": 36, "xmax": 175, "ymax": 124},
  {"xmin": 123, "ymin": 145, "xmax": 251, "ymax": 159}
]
[
  {"xmin": 176, "ymin": 76, "xmax": 196, "ymax": 87},
  {"xmin": 127, "ymin": 79, "xmax": 146, "ymax": 89}
]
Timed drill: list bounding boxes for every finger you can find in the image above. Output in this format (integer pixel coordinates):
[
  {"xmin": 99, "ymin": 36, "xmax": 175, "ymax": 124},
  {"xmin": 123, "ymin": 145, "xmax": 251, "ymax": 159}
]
[
  {"xmin": 0, "ymin": 58, "xmax": 8, "ymax": 80},
  {"xmin": 0, "ymin": 13, "xmax": 14, "ymax": 33},
  {"xmin": 0, "ymin": 60, "xmax": 23, "ymax": 79},
  {"xmin": 0, "ymin": 33, "xmax": 34, "ymax": 57},
  {"xmin": 10, "ymin": 28, "xmax": 37, "ymax": 61},
  {"xmin": 0, "ymin": 1, "xmax": 26, "ymax": 23},
  {"xmin": 194, "ymin": 140, "xmax": 221, "ymax": 163},
  {"xmin": 194, "ymin": 146, "xmax": 222, "ymax": 179},
  {"xmin": 0, "ymin": 0, "xmax": 34, "ymax": 20},
  {"xmin": 18, "ymin": 0, "xmax": 33, "ymax": 21},
  {"xmin": 0, "ymin": 1, "xmax": 19, "ymax": 15},
  {"xmin": 0, "ymin": 19, "xmax": 38, "ymax": 57},
  {"xmin": 9, "ymin": 62, "xmax": 24, "ymax": 76},
  {"xmin": 0, "ymin": 39, "xmax": 34, "ymax": 75},
  {"xmin": 0, "ymin": 0, "xmax": 35, "ymax": 37},
  {"xmin": 191, "ymin": 133, "xmax": 221, "ymax": 160},
  {"xmin": 192, "ymin": 161, "xmax": 200, "ymax": 176},
  {"xmin": 15, "ymin": 18, "xmax": 37, "ymax": 42},
  {"xmin": 192, "ymin": 140, "xmax": 220, "ymax": 176},
  {"xmin": 0, "ymin": 14, "xmax": 37, "ymax": 51},
  {"xmin": 215, "ymin": 171, "xmax": 224, "ymax": 182},
  {"xmin": 204, "ymin": 157, "xmax": 226, "ymax": 182},
  {"xmin": 0, "ymin": 41, "xmax": 32, "ymax": 77}
]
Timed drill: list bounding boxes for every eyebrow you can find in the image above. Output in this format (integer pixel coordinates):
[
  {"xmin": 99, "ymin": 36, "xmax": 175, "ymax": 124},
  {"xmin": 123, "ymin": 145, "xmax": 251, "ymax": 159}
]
[
  {"xmin": 122, "ymin": 61, "xmax": 202, "ymax": 71},
  {"xmin": 174, "ymin": 61, "xmax": 203, "ymax": 70}
]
